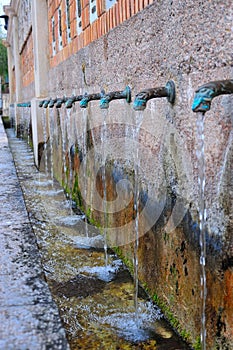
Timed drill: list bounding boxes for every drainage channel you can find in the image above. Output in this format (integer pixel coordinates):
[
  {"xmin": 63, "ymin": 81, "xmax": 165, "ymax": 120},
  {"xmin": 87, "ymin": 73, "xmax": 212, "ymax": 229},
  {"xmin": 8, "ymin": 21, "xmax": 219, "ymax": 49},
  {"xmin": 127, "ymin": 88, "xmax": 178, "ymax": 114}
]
[{"xmin": 6, "ymin": 128, "xmax": 191, "ymax": 350}]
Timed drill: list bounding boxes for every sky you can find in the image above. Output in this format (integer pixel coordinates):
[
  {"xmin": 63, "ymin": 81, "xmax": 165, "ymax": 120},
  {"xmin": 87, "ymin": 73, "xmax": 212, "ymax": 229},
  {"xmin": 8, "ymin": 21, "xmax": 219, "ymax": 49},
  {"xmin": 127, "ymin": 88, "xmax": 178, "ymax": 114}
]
[
  {"xmin": 0, "ymin": 0, "xmax": 10, "ymax": 36},
  {"xmin": 0, "ymin": 0, "xmax": 10, "ymax": 16}
]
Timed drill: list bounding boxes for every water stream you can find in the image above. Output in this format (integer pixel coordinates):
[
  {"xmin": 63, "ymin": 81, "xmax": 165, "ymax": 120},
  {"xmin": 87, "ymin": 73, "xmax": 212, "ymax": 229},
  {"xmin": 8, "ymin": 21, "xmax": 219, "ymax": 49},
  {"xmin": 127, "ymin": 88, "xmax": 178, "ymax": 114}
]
[
  {"xmin": 6, "ymin": 127, "xmax": 191, "ymax": 350},
  {"xmin": 100, "ymin": 109, "xmax": 109, "ymax": 266},
  {"xmin": 133, "ymin": 111, "xmax": 144, "ymax": 324},
  {"xmin": 26, "ymin": 107, "xmax": 31, "ymax": 146},
  {"xmin": 81, "ymin": 109, "xmax": 89, "ymax": 237},
  {"xmin": 48, "ymin": 108, "xmax": 55, "ymax": 182},
  {"xmin": 196, "ymin": 112, "xmax": 207, "ymax": 350},
  {"xmin": 66, "ymin": 108, "xmax": 74, "ymax": 213},
  {"xmin": 42, "ymin": 108, "xmax": 48, "ymax": 175}
]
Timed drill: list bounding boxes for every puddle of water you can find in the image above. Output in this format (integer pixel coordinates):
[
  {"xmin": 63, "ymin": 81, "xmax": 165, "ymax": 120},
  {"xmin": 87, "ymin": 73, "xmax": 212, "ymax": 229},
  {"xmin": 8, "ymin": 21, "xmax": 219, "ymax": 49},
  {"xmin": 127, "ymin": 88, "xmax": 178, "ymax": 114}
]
[{"xmin": 7, "ymin": 129, "xmax": 191, "ymax": 350}]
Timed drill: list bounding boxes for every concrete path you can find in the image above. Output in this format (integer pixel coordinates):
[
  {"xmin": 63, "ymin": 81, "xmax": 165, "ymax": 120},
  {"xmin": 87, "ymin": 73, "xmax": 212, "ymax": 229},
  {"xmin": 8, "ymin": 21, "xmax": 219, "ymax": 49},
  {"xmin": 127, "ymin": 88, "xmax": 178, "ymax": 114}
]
[{"xmin": 0, "ymin": 118, "xmax": 69, "ymax": 350}]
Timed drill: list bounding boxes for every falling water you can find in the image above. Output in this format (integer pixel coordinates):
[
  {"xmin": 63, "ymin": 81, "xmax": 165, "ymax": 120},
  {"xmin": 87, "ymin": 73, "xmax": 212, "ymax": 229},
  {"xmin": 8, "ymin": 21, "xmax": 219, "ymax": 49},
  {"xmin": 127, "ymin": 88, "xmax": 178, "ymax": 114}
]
[
  {"xmin": 81, "ymin": 109, "xmax": 89, "ymax": 237},
  {"xmin": 196, "ymin": 112, "xmax": 207, "ymax": 350},
  {"xmin": 66, "ymin": 109, "xmax": 74, "ymax": 212},
  {"xmin": 60, "ymin": 108, "xmax": 68, "ymax": 187},
  {"xmin": 26, "ymin": 107, "xmax": 31, "ymax": 146},
  {"xmin": 133, "ymin": 111, "xmax": 144, "ymax": 324},
  {"xmin": 48, "ymin": 109, "xmax": 54, "ymax": 182},
  {"xmin": 100, "ymin": 109, "xmax": 109, "ymax": 266},
  {"xmin": 88, "ymin": 113, "xmax": 97, "ymax": 225},
  {"xmin": 42, "ymin": 109, "xmax": 48, "ymax": 175},
  {"xmin": 19, "ymin": 111, "xmax": 23, "ymax": 139}
]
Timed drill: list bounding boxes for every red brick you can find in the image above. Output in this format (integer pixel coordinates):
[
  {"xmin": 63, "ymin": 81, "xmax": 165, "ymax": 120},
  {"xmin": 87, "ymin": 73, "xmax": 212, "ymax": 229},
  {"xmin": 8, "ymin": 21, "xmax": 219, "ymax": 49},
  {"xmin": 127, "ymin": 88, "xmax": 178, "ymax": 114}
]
[
  {"xmin": 81, "ymin": 5, "xmax": 90, "ymax": 29},
  {"xmin": 97, "ymin": 0, "xmax": 104, "ymax": 16},
  {"xmin": 126, "ymin": 0, "xmax": 131, "ymax": 19},
  {"xmin": 90, "ymin": 21, "xmax": 97, "ymax": 41},
  {"xmin": 63, "ymin": 44, "xmax": 70, "ymax": 60},
  {"xmin": 84, "ymin": 27, "xmax": 90, "ymax": 46},
  {"xmin": 82, "ymin": 0, "xmax": 89, "ymax": 8},
  {"xmin": 139, "ymin": 0, "xmax": 144, "ymax": 11},
  {"xmin": 96, "ymin": 18, "xmax": 101, "ymax": 38},
  {"xmin": 62, "ymin": 29, "xmax": 67, "ymax": 47},
  {"xmin": 78, "ymin": 32, "xmax": 84, "ymax": 49},
  {"xmin": 102, "ymin": 12, "xmax": 107, "ymax": 35},
  {"xmin": 130, "ymin": 0, "xmax": 135, "ymax": 16},
  {"xmin": 122, "ymin": 0, "xmax": 127, "ymax": 21},
  {"xmin": 61, "ymin": 12, "xmax": 66, "ymax": 31},
  {"xmin": 70, "ymin": 1, "xmax": 76, "ymax": 22},
  {"xmin": 118, "ymin": 0, "xmax": 123, "ymax": 24},
  {"xmin": 106, "ymin": 9, "xmax": 110, "ymax": 32},
  {"xmin": 112, "ymin": 5, "xmax": 116, "ymax": 27},
  {"xmin": 71, "ymin": 35, "xmax": 78, "ymax": 54},
  {"xmin": 114, "ymin": 2, "xmax": 120, "ymax": 26},
  {"xmin": 109, "ymin": 7, "xmax": 113, "ymax": 30}
]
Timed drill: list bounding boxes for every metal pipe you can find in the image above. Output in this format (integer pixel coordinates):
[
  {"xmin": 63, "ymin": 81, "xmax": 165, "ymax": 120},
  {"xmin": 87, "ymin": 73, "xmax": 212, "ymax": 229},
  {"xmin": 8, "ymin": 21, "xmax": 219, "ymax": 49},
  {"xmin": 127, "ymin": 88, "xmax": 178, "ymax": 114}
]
[
  {"xmin": 43, "ymin": 99, "xmax": 51, "ymax": 108},
  {"xmin": 56, "ymin": 96, "xmax": 67, "ymax": 108},
  {"xmin": 65, "ymin": 94, "xmax": 83, "ymax": 108},
  {"xmin": 80, "ymin": 92, "xmax": 102, "ymax": 108},
  {"xmin": 99, "ymin": 86, "xmax": 131, "ymax": 109},
  {"xmin": 17, "ymin": 102, "xmax": 31, "ymax": 107},
  {"xmin": 192, "ymin": 79, "xmax": 233, "ymax": 113},
  {"xmin": 39, "ymin": 100, "xmax": 46, "ymax": 107},
  {"xmin": 133, "ymin": 80, "xmax": 176, "ymax": 111},
  {"xmin": 48, "ymin": 98, "xmax": 58, "ymax": 108}
]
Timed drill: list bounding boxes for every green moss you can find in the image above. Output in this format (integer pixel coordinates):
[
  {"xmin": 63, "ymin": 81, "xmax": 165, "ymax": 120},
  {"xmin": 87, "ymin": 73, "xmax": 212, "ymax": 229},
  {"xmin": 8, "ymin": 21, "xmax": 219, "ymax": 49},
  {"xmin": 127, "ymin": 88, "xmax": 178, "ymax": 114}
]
[
  {"xmin": 193, "ymin": 336, "xmax": 201, "ymax": 350},
  {"xmin": 72, "ymin": 174, "xmax": 83, "ymax": 208},
  {"xmin": 113, "ymin": 246, "xmax": 134, "ymax": 275},
  {"xmin": 163, "ymin": 231, "xmax": 170, "ymax": 244},
  {"xmin": 152, "ymin": 293, "xmax": 191, "ymax": 343}
]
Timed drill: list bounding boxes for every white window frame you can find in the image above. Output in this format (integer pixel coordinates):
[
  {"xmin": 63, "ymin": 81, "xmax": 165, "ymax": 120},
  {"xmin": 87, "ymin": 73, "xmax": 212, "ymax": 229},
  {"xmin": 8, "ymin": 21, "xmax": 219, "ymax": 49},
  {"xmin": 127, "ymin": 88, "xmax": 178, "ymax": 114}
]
[
  {"xmin": 52, "ymin": 16, "xmax": 56, "ymax": 56},
  {"xmin": 58, "ymin": 7, "xmax": 63, "ymax": 51},
  {"xmin": 106, "ymin": 0, "xmax": 117, "ymax": 11},
  {"xmin": 76, "ymin": 0, "xmax": 82, "ymax": 35},
  {"xmin": 90, "ymin": 0, "xmax": 98, "ymax": 24},
  {"xmin": 66, "ymin": 0, "xmax": 71, "ymax": 43}
]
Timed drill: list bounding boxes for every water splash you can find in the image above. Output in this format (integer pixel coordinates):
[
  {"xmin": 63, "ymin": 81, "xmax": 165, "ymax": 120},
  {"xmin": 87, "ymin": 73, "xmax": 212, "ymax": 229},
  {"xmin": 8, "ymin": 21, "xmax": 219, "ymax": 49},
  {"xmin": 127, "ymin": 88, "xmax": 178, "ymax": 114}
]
[
  {"xmin": 196, "ymin": 112, "xmax": 207, "ymax": 350},
  {"xmin": 133, "ymin": 110, "xmax": 144, "ymax": 324}
]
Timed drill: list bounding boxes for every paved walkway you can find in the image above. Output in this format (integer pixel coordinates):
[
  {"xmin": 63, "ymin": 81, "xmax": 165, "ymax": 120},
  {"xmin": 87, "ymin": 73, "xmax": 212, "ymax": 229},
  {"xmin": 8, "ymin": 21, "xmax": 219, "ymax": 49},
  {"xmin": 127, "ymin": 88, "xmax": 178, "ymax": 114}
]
[{"xmin": 0, "ymin": 118, "xmax": 69, "ymax": 350}]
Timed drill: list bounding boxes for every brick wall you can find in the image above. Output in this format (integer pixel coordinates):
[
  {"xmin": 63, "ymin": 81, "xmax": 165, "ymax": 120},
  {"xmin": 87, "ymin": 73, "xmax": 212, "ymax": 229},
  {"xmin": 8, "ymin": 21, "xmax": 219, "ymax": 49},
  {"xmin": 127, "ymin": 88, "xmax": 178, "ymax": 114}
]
[
  {"xmin": 20, "ymin": 29, "xmax": 35, "ymax": 88},
  {"xmin": 48, "ymin": 0, "xmax": 154, "ymax": 67}
]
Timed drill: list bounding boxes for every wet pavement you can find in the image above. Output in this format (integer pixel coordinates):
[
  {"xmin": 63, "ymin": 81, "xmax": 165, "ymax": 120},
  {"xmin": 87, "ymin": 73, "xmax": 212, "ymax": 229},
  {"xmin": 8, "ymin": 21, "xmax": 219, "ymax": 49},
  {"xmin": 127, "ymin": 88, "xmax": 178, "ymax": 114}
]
[{"xmin": 0, "ymin": 118, "xmax": 69, "ymax": 349}]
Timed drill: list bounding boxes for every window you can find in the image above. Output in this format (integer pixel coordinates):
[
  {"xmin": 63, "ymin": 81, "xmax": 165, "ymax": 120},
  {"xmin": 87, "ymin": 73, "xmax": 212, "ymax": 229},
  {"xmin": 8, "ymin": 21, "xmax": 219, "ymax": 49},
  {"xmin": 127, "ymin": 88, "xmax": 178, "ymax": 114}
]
[
  {"xmin": 106, "ymin": 0, "xmax": 117, "ymax": 10},
  {"xmin": 58, "ymin": 7, "xmax": 63, "ymax": 50},
  {"xmin": 52, "ymin": 17, "xmax": 56, "ymax": 56},
  {"xmin": 90, "ymin": 0, "xmax": 98, "ymax": 23},
  {"xmin": 66, "ymin": 0, "xmax": 71, "ymax": 43},
  {"xmin": 76, "ymin": 0, "xmax": 82, "ymax": 35}
]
